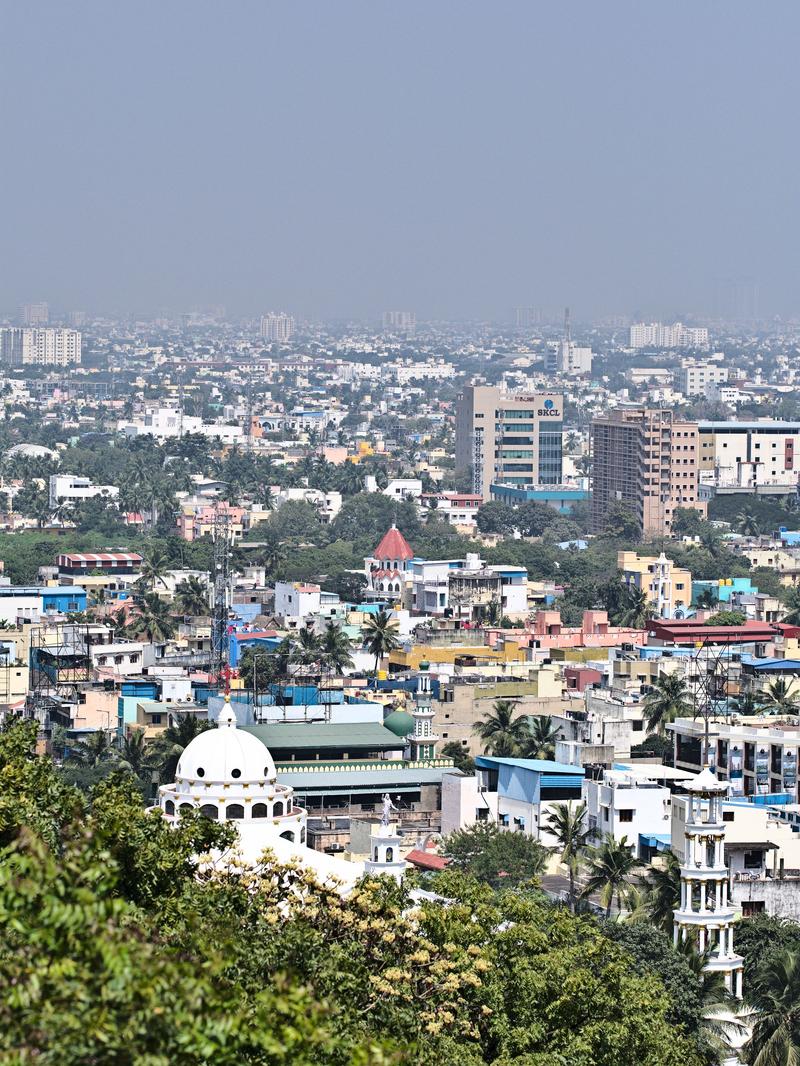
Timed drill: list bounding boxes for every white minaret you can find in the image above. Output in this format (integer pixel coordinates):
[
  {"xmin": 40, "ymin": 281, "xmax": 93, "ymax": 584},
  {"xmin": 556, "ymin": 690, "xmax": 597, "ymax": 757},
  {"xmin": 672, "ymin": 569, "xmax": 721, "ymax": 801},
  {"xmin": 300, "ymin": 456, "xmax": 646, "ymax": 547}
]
[
  {"xmin": 363, "ymin": 793, "xmax": 407, "ymax": 882},
  {"xmin": 408, "ymin": 661, "xmax": 439, "ymax": 762},
  {"xmin": 673, "ymin": 767, "xmax": 743, "ymax": 999}
]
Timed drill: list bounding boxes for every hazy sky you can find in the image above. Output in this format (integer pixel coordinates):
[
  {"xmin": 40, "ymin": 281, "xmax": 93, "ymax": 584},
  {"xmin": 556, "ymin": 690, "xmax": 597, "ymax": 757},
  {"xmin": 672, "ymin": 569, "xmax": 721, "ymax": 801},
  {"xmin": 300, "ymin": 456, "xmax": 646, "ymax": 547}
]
[{"xmin": 3, "ymin": 2, "xmax": 800, "ymax": 322}]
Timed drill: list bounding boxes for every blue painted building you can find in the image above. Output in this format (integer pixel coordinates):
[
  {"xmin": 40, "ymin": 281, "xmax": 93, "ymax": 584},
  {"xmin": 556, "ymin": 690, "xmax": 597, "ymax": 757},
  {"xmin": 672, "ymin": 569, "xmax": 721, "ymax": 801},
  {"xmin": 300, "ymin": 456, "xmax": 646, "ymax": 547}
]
[
  {"xmin": 475, "ymin": 755, "xmax": 584, "ymax": 841},
  {"xmin": 490, "ymin": 484, "xmax": 589, "ymax": 513}
]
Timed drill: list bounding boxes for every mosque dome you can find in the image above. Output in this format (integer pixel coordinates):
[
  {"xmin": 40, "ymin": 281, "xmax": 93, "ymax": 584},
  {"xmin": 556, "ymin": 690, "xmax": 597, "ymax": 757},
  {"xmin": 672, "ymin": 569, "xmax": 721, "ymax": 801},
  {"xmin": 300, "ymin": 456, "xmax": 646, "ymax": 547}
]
[
  {"xmin": 383, "ymin": 708, "xmax": 415, "ymax": 738},
  {"xmin": 177, "ymin": 700, "xmax": 277, "ymax": 784}
]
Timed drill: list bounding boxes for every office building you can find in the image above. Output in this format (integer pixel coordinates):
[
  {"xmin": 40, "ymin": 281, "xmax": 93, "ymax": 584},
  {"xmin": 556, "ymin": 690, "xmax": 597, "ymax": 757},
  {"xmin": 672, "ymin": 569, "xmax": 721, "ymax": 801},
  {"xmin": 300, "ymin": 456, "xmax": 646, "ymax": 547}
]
[
  {"xmin": 698, "ymin": 420, "xmax": 800, "ymax": 492},
  {"xmin": 590, "ymin": 407, "xmax": 704, "ymax": 538},
  {"xmin": 629, "ymin": 322, "xmax": 709, "ymax": 349},
  {"xmin": 0, "ymin": 328, "xmax": 81, "ymax": 366},
  {"xmin": 18, "ymin": 302, "xmax": 49, "ymax": 326},
  {"xmin": 382, "ymin": 310, "xmax": 416, "ymax": 332},
  {"xmin": 455, "ymin": 384, "xmax": 563, "ymax": 498},
  {"xmin": 259, "ymin": 312, "xmax": 295, "ymax": 343}
]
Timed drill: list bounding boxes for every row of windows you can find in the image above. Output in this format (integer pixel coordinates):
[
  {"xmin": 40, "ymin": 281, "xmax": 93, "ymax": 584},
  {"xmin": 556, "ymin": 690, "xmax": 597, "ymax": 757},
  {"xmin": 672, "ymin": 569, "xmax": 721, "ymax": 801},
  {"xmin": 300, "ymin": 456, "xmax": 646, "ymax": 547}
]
[{"xmin": 164, "ymin": 799, "xmax": 293, "ymax": 820}]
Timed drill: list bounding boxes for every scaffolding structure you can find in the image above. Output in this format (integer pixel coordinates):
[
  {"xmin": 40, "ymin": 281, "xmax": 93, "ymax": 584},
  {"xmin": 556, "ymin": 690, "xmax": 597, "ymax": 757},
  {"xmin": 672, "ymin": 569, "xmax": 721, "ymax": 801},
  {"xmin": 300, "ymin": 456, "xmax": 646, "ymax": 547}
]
[
  {"xmin": 25, "ymin": 621, "xmax": 94, "ymax": 734},
  {"xmin": 686, "ymin": 637, "xmax": 740, "ymax": 766},
  {"xmin": 210, "ymin": 508, "xmax": 232, "ymax": 688}
]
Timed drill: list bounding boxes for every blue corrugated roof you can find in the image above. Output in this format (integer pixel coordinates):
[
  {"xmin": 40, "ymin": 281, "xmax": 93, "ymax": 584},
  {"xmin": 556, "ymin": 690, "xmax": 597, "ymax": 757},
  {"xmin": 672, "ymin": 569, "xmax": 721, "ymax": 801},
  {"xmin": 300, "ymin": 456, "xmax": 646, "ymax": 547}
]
[{"xmin": 476, "ymin": 755, "xmax": 585, "ymax": 776}]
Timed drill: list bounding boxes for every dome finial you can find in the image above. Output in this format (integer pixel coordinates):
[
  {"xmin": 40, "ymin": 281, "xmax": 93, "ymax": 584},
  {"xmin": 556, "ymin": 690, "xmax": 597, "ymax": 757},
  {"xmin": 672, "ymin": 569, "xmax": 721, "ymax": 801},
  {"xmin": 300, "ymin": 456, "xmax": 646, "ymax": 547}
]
[{"xmin": 218, "ymin": 693, "xmax": 237, "ymax": 729}]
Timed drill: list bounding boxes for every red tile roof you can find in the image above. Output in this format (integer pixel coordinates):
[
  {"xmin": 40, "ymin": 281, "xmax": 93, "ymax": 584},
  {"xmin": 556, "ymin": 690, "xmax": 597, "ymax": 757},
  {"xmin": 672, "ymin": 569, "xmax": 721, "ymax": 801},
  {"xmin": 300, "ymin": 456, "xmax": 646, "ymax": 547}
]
[
  {"xmin": 647, "ymin": 618, "xmax": 778, "ymax": 645},
  {"xmin": 405, "ymin": 849, "xmax": 449, "ymax": 871},
  {"xmin": 373, "ymin": 525, "xmax": 414, "ymax": 562}
]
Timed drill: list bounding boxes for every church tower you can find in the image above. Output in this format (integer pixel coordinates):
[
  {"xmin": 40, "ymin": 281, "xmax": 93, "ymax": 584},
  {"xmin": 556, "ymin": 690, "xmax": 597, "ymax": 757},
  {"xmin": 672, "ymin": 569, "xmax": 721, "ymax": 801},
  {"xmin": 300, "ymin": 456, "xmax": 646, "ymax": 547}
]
[
  {"xmin": 673, "ymin": 767, "xmax": 743, "ymax": 998},
  {"xmin": 408, "ymin": 661, "xmax": 439, "ymax": 762}
]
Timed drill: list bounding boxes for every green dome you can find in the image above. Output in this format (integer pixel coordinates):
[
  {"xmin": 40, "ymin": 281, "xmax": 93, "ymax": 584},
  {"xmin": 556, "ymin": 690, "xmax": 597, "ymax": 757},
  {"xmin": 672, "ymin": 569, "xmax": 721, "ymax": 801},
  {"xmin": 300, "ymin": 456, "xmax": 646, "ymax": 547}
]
[{"xmin": 383, "ymin": 709, "xmax": 415, "ymax": 738}]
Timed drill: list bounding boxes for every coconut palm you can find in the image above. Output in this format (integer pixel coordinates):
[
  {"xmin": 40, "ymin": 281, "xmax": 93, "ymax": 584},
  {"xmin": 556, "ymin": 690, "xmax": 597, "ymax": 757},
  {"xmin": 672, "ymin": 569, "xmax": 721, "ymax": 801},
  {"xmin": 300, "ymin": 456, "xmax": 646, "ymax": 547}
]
[
  {"xmin": 643, "ymin": 672, "xmax": 694, "ymax": 735},
  {"xmin": 696, "ymin": 587, "xmax": 720, "ymax": 611},
  {"xmin": 616, "ymin": 585, "xmax": 656, "ymax": 628},
  {"xmin": 761, "ymin": 678, "xmax": 800, "ymax": 717},
  {"xmin": 174, "ymin": 575, "xmax": 210, "ymax": 616},
  {"xmin": 140, "ymin": 550, "xmax": 170, "ymax": 591},
  {"xmin": 362, "ymin": 610, "xmax": 400, "ymax": 675},
  {"xmin": 73, "ymin": 728, "xmax": 116, "ymax": 767},
  {"xmin": 149, "ymin": 713, "xmax": 213, "ymax": 783},
  {"xmin": 290, "ymin": 628, "xmax": 323, "ymax": 670},
  {"xmin": 744, "ymin": 949, "xmax": 800, "ymax": 1066},
  {"xmin": 126, "ymin": 592, "xmax": 176, "ymax": 643},
  {"xmin": 580, "ymin": 834, "xmax": 640, "ymax": 919},
  {"xmin": 473, "ymin": 698, "xmax": 530, "ymax": 757},
  {"xmin": 320, "ymin": 622, "xmax": 355, "ymax": 675},
  {"xmin": 338, "ymin": 461, "xmax": 364, "ymax": 496},
  {"xmin": 117, "ymin": 728, "xmax": 152, "ymax": 777},
  {"xmin": 781, "ymin": 587, "xmax": 800, "ymax": 626},
  {"xmin": 638, "ymin": 849, "xmax": 681, "ymax": 930},
  {"xmin": 542, "ymin": 800, "xmax": 590, "ymax": 912},
  {"xmin": 523, "ymin": 715, "xmax": 562, "ymax": 760},
  {"xmin": 730, "ymin": 690, "xmax": 765, "ymax": 717},
  {"xmin": 737, "ymin": 508, "xmax": 761, "ymax": 537}
]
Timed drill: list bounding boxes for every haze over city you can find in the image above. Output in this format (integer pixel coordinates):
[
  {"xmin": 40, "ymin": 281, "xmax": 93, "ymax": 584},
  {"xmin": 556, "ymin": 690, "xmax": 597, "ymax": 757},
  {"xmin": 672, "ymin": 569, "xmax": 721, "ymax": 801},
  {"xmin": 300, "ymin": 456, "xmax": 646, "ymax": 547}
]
[{"xmin": 4, "ymin": 0, "xmax": 800, "ymax": 321}]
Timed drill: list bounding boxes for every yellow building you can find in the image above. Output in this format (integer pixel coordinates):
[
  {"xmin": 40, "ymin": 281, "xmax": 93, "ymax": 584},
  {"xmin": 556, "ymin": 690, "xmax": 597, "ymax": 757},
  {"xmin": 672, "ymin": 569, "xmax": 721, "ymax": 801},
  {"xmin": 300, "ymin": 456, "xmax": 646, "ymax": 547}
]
[
  {"xmin": 618, "ymin": 550, "xmax": 692, "ymax": 617},
  {"xmin": 388, "ymin": 640, "xmax": 525, "ymax": 671}
]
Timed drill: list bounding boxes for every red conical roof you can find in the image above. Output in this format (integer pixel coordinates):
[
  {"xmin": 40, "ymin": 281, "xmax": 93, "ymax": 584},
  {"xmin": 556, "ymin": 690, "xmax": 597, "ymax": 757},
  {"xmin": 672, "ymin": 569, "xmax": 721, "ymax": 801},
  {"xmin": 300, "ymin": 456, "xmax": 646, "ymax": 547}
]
[{"xmin": 374, "ymin": 524, "xmax": 414, "ymax": 561}]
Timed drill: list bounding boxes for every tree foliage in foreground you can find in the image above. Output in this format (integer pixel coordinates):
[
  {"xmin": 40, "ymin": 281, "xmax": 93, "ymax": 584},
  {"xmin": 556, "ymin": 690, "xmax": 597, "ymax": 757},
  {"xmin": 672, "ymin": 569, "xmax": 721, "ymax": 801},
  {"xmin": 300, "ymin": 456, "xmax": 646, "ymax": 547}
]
[{"xmin": 0, "ymin": 718, "xmax": 706, "ymax": 1066}]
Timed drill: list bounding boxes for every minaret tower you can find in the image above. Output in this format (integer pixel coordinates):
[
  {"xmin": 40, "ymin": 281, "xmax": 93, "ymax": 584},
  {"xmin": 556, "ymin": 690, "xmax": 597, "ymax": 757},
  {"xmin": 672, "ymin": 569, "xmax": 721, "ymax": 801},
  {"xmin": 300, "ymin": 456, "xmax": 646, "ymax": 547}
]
[
  {"xmin": 673, "ymin": 767, "xmax": 743, "ymax": 998},
  {"xmin": 408, "ymin": 661, "xmax": 439, "ymax": 762}
]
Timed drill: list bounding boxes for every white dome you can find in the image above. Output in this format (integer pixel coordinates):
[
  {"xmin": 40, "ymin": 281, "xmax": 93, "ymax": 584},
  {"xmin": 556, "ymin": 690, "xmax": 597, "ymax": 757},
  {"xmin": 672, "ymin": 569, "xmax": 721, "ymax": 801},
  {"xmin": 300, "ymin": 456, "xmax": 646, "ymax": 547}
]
[{"xmin": 178, "ymin": 705, "xmax": 277, "ymax": 783}]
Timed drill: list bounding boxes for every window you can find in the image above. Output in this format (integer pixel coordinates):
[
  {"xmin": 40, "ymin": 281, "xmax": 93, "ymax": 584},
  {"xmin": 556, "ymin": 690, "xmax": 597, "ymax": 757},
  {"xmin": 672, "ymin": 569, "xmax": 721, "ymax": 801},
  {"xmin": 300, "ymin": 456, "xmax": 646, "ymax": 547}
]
[
  {"xmin": 231, "ymin": 768, "xmax": 241, "ymax": 779},
  {"xmin": 273, "ymin": 801, "xmax": 284, "ymax": 816},
  {"xmin": 619, "ymin": 809, "xmax": 633, "ymax": 823},
  {"xmin": 226, "ymin": 804, "xmax": 245, "ymax": 820},
  {"xmin": 164, "ymin": 800, "xmax": 175, "ymax": 816},
  {"xmin": 252, "ymin": 803, "xmax": 268, "ymax": 818},
  {"xmin": 151, "ymin": 714, "xmax": 162, "ymax": 725},
  {"xmin": 199, "ymin": 804, "xmax": 218, "ymax": 820}
]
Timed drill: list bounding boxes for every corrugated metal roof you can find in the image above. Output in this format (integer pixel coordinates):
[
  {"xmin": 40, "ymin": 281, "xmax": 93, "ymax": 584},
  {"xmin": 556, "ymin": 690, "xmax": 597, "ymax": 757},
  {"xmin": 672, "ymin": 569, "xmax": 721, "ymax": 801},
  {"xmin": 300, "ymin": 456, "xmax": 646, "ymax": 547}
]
[
  {"xmin": 276, "ymin": 766, "xmax": 453, "ymax": 789},
  {"xmin": 476, "ymin": 755, "xmax": 585, "ymax": 776},
  {"xmin": 243, "ymin": 722, "xmax": 404, "ymax": 750}
]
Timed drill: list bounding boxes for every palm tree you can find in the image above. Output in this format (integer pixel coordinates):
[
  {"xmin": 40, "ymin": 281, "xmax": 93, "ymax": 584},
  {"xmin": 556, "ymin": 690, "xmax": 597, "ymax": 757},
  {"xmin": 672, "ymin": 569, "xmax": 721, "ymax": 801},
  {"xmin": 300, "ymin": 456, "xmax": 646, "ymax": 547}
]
[
  {"xmin": 676, "ymin": 941, "xmax": 745, "ymax": 1062},
  {"xmin": 616, "ymin": 585, "xmax": 655, "ymax": 628},
  {"xmin": 149, "ymin": 713, "xmax": 213, "ymax": 783},
  {"xmin": 174, "ymin": 576, "xmax": 210, "ymax": 617},
  {"xmin": 696, "ymin": 587, "xmax": 720, "ymax": 611},
  {"xmin": 730, "ymin": 690, "xmax": 764, "ymax": 717},
  {"xmin": 523, "ymin": 715, "xmax": 562, "ymax": 760},
  {"xmin": 73, "ymin": 728, "xmax": 116, "ymax": 767},
  {"xmin": 642, "ymin": 672, "xmax": 694, "ymax": 735},
  {"xmin": 320, "ymin": 622, "xmax": 355, "ymax": 675},
  {"xmin": 362, "ymin": 610, "xmax": 400, "ymax": 675},
  {"xmin": 117, "ymin": 728, "xmax": 151, "ymax": 777},
  {"xmin": 473, "ymin": 699, "xmax": 530, "ymax": 757},
  {"xmin": 580, "ymin": 834, "xmax": 640, "ymax": 919},
  {"xmin": 126, "ymin": 592, "xmax": 176, "ymax": 643},
  {"xmin": 761, "ymin": 678, "xmax": 800, "ymax": 717},
  {"xmin": 290, "ymin": 628, "xmax": 323, "ymax": 670},
  {"xmin": 338, "ymin": 461, "xmax": 364, "ymax": 496},
  {"xmin": 543, "ymin": 801, "xmax": 590, "ymax": 912},
  {"xmin": 736, "ymin": 508, "xmax": 761, "ymax": 537},
  {"xmin": 744, "ymin": 950, "xmax": 800, "ymax": 1066},
  {"xmin": 638, "ymin": 849, "xmax": 681, "ymax": 930},
  {"xmin": 781, "ymin": 587, "xmax": 800, "ymax": 626},
  {"xmin": 140, "ymin": 550, "xmax": 170, "ymax": 591}
]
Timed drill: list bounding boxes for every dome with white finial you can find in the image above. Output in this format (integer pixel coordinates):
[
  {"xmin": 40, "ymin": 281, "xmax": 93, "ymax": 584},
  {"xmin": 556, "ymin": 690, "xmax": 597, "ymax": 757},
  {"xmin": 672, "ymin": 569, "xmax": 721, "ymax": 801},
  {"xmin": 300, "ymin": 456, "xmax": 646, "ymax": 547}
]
[{"xmin": 176, "ymin": 696, "xmax": 277, "ymax": 784}]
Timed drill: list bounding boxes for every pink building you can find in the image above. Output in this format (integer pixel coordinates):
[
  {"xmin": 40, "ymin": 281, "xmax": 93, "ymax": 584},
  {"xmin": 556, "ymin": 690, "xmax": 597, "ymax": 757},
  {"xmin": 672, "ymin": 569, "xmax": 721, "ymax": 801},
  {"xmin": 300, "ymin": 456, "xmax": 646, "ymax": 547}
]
[
  {"xmin": 177, "ymin": 502, "xmax": 246, "ymax": 542},
  {"xmin": 483, "ymin": 610, "xmax": 647, "ymax": 651}
]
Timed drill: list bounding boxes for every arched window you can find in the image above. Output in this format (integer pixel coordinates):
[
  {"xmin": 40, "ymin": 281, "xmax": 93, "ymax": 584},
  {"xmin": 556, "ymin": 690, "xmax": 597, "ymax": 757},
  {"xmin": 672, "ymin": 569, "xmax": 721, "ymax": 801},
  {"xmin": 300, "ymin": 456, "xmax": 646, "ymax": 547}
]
[
  {"xmin": 227, "ymin": 804, "xmax": 245, "ymax": 820},
  {"xmin": 300, "ymin": 828, "xmax": 306, "ymax": 843},
  {"xmin": 373, "ymin": 847, "xmax": 379, "ymax": 861},
  {"xmin": 179, "ymin": 802, "xmax": 193, "ymax": 814},
  {"xmin": 252, "ymin": 802, "xmax": 269, "ymax": 819},
  {"xmin": 280, "ymin": 830, "xmax": 295, "ymax": 843},
  {"xmin": 385, "ymin": 847, "xmax": 394, "ymax": 862},
  {"xmin": 164, "ymin": 800, "xmax": 175, "ymax": 816},
  {"xmin": 273, "ymin": 800, "xmax": 284, "ymax": 817},
  {"xmin": 199, "ymin": 803, "xmax": 218, "ymax": 820}
]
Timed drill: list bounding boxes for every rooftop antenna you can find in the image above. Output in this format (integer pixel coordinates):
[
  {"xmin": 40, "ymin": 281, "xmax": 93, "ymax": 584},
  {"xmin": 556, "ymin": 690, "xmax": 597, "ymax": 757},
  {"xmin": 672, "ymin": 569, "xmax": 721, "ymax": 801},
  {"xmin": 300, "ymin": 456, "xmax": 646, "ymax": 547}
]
[
  {"xmin": 245, "ymin": 376, "xmax": 254, "ymax": 453},
  {"xmin": 564, "ymin": 306, "xmax": 571, "ymax": 346},
  {"xmin": 178, "ymin": 367, "xmax": 185, "ymax": 439}
]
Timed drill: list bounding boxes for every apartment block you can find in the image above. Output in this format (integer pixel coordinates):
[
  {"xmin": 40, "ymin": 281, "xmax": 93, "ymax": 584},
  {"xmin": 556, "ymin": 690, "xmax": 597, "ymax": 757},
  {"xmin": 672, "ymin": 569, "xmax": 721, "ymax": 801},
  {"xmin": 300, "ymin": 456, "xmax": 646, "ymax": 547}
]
[
  {"xmin": 0, "ymin": 327, "xmax": 81, "ymax": 366},
  {"xmin": 591, "ymin": 407, "xmax": 704, "ymax": 538},
  {"xmin": 699, "ymin": 421, "xmax": 800, "ymax": 492},
  {"xmin": 455, "ymin": 384, "xmax": 563, "ymax": 498},
  {"xmin": 679, "ymin": 363, "xmax": 728, "ymax": 396},
  {"xmin": 259, "ymin": 312, "xmax": 294, "ymax": 343},
  {"xmin": 618, "ymin": 550, "xmax": 692, "ymax": 618},
  {"xmin": 629, "ymin": 322, "xmax": 709, "ymax": 349}
]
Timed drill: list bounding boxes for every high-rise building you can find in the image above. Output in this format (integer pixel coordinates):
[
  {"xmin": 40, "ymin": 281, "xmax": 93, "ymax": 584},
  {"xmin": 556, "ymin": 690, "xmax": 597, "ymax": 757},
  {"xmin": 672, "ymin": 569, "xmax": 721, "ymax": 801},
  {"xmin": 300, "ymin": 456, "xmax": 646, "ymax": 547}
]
[
  {"xmin": 382, "ymin": 310, "xmax": 416, "ymax": 332},
  {"xmin": 259, "ymin": 312, "xmax": 295, "ymax": 343},
  {"xmin": 629, "ymin": 322, "xmax": 709, "ymax": 349},
  {"xmin": 67, "ymin": 310, "xmax": 87, "ymax": 327},
  {"xmin": 19, "ymin": 302, "xmax": 49, "ymax": 326},
  {"xmin": 455, "ymin": 384, "xmax": 563, "ymax": 498},
  {"xmin": 590, "ymin": 407, "xmax": 704, "ymax": 538},
  {"xmin": 0, "ymin": 328, "xmax": 81, "ymax": 366}
]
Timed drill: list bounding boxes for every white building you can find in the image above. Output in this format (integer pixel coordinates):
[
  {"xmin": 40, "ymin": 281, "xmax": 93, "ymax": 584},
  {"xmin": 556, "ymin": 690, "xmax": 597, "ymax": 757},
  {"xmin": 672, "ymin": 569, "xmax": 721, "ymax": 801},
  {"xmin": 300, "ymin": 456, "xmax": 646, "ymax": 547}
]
[
  {"xmin": 259, "ymin": 313, "xmax": 295, "ymax": 343},
  {"xmin": 0, "ymin": 327, "xmax": 81, "ymax": 366},
  {"xmin": 411, "ymin": 554, "xmax": 528, "ymax": 620},
  {"xmin": 273, "ymin": 581, "xmax": 322, "ymax": 622},
  {"xmin": 679, "ymin": 363, "xmax": 728, "ymax": 396},
  {"xmin": 380, "ymin": 478, "xmax": 423, "ymax": 500},
  {"xmin": 583, "ymin": 766, "xmax": 680, "ymax": 857},
  {"xmin": 629, "ymin": 323, "xmax": 709, "ymax": 350},
  {"xmin": 382, "ymin": 311, "xmax": 416, "ymax": 332},
  {"xmin": 272, "ymin": 486, "xmax": 342, "ymax": 523},
  {"xmin": 49, "ymin": 474, "xmax": 119, "ymax": 509},
  {"xmin": 418, "ymin": 493, "xmax": 482, "ymax": 529},
  {"xmin": 699, "ymin": 420, "xmax": 800, "ymax": 491}
]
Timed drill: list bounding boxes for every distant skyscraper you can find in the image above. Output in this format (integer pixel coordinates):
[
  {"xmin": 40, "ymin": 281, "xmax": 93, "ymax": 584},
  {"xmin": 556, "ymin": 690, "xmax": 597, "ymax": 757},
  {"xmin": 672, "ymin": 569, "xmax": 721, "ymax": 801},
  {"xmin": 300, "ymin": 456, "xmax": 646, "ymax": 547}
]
[
  {"xmin": 514, "ymin": 307, "xmax": 542, "ymax": 328},
  {"xmin": 67, "ymin": 310, "xmax": 87, "ymax": 327},
  {"xmin": 259, "ymin": 312, "xmax": 295, "ymax": 343},
  {"xmin": 382, "ymin": 311, "xmax": 416, "ymax": 333},
  {"xmin": 629, "ymin": 322, "xmax": 709, "ymax": 350},
  {"xmin": 19, "ymin": 302, "xmax": 49, "ymax": 326},
  {"xmin": 0, "ymin": 328, "xmax": 81, "ymax": 366}
]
